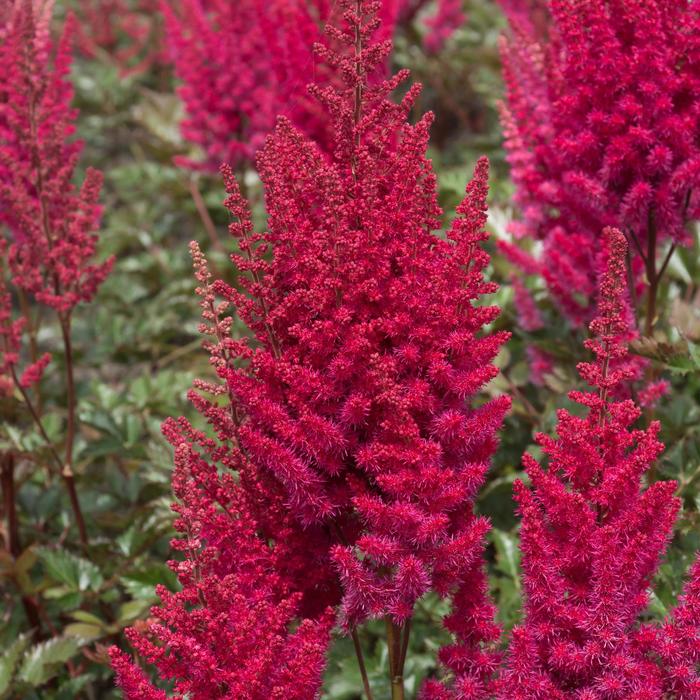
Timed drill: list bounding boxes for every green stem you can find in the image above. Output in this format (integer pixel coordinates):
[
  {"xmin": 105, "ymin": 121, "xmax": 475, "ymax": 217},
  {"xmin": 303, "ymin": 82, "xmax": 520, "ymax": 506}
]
[{"xmin": 351, "ymin": 628, "xmax": 374, "ymax": 700}]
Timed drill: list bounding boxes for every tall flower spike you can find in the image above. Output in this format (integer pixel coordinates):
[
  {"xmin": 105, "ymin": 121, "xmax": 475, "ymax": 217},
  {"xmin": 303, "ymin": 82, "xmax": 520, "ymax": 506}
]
[
  {"xmin": 231, "ymin": 0, "xmax": 509, "ymax": 629},
  {"xmin": 498, "ymin": 228, "xmax": 700, "ymax": 698},
  {"xmin": 498, "ymin": 0, "xmax": 700, "ymax": 323},
  {"xmin": 0, "ymin": 0, "xmax": 112, "ymax": 546},
  {"xmin": 113, "ymin": 0, "xmax": 510, "ymax": 695},
  {"xmin": 0, "ymin": 0, "xmax": 113, "ymax": 315}
]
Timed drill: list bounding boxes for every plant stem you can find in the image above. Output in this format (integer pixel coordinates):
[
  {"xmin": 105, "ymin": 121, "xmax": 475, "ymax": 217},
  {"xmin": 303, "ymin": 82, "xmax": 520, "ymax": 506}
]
[
  {"xmin": 351, "ymin": 628, "xmax": 374, "ymax": 700},
  {"xmin": 27, "ymin": 82, "xmax": 88, "ymax": 547},
  {"xmin": 644, "ymin": 210, "xmax": 658, "ymax": 338},
  {"xmin": 59, "ymin": 314, "xmax": 88, "ymax": 547},
  {"xmin": 2, "ymin": 452, "xmax": 21, "ymax": 558},
  {"xmin": 1, "ymin": 451, "xmax": 43, "ymax": 632},
  {"xmin": 8, "ymin": 363, "xmax": 88, "ymax": 548},
  {"xmin": 385, "ymin": 617, "xmax": 409, "ymax": 700}
]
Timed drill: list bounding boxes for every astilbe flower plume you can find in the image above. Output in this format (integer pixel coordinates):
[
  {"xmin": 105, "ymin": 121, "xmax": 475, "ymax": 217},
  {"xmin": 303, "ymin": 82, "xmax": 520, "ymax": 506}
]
[
  {"xmin": 113, "ymin": 0, "xmax": 510, "ymax": 694},
  {"xmin": 0, "ymin": 0, "xmax": 112, "ymax": 316},
  {"xmin": 213, "ymin": 0, "xmax": 509, "ymax": 630},
  {"xmin": 110, "ymin": 424, "xmax": 334, "ymax": 700},
  {"xmin": 499, "ymin": 0, "xmax": 700, "ymax": 324},
  {"xmin": 497, "ymin": 228, "xmax": 700, "ymax": 699}
]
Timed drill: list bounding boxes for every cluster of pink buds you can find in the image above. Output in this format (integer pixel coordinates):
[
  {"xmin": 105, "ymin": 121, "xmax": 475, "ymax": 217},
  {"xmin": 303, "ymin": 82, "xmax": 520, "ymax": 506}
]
[
  {"xmin": 499, "ymin": 0, "xmax": 700, "ymax": 325},
  {"xmin": 0, "ymin": 0, "xmax": 112, "ymax": 325}
]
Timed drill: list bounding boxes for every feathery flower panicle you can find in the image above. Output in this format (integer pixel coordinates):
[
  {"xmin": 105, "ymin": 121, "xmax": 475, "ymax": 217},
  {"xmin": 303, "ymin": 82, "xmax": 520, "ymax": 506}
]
[
  {"xmin": 110, "ymin": 425, "xmax": 333, "ymax": 700},
  {"xmin": 114, "ymin": 1, "xmax": 509, "ymax": 694},
  {"xmin": 0, "ymin": 0, "xmax": 112, "ymax": 406},
  {"xmin": 499, "ymin": 0, "xmax": 700, "ymax": 323},
  {"xmin": 214, "ymin": 0, "xmax": 509, "ymax": 631},
  {"xmin": 162, "ymin": 0, "xmax": 361, "ymax": 171},
  {"xmin": 0, "ymin": 0, "xmax": 113, "ymax": 315},
  {"xmin": 499, "ymin": 228, "xmax": 700, "ymax": 698}
]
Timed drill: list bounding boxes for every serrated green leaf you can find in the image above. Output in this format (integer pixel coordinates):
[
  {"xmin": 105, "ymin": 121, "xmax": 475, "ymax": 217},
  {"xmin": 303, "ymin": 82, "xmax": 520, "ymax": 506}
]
[
  {"xmin": 36, "ymin": 548, "xmax": 103, "ymax": 592},
  {"xmin": 0, "ymin": 634, "xmax": 31, "ymax": 696},
  {"xmin": 18, "ymin": 637, "xmax": 79, "ymax": 687}
]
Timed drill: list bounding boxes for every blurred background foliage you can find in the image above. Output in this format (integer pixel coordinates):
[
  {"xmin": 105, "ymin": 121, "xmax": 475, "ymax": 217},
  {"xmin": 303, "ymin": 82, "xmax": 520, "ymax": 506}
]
[{"xmin": 1, "ymin": 0, "xmax": 699, "ymax": 697}]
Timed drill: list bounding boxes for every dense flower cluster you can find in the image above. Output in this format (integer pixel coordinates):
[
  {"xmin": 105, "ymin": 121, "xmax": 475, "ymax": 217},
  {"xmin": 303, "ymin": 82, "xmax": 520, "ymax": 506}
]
[
  {"xmin": 499, "ymin": 0, "xmax": 700, "ymax": 323},
  {"xmin": 113, "ymin": 0, "xmax": 509, "ymax": 693},
  {"xmin": 214, "ymin": 0, "xmax": 508, "ymax": 625},
  {"xmin": 110, "ymin": 427, "xmax": 333, "ymax": 700},
  {"xmin": 162, "ymin": 0, "xmax": 344, "ymax": 170},
  {"xmin": 498, "ymin": 228, "xmax": 700, "ymax": 698},
  {"xmin": 0, "ymin": 0, "xmax": 112, "ymax": 385},
  {"xmin": 0, "ymin": 0, "xmax": 112, "ymax": 310}
]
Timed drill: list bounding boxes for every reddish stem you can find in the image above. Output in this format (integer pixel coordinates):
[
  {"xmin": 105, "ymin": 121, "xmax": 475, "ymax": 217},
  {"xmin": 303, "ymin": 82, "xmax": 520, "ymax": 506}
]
[{"xmin": 2, "ymin": 451, "xmax": 43, "ymax": 632}]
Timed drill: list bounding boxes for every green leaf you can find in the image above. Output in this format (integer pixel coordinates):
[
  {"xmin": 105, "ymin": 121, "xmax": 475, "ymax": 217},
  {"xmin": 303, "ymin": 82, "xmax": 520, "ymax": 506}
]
[
  {"xmin": 18, "ymin": 637, "xmax": 79, "ymax": 687},
  {"xmin": 0, "ymin": 635, "xmax": 31, "ymax": 697},
  {"xmin": 69, "ymin": 610, "xmax": 105, "ymax": 626},
  {"xmin": 36, "ymin": 548, "xmax": 104, "ymax": 592},
  {"xmin": 117, "ymin": 599, "xmax": 151, "ymax": 624},
  {"xmin": 492, "ymin": 529, "xmax": 521, "ymax": 581},
  {"xmin": 647, "ymin": 590, "xmax": 668, "ymax": 619},
  {"xmin": 63, "ymin": 623, "xmax": 103, "ymax": 641}
]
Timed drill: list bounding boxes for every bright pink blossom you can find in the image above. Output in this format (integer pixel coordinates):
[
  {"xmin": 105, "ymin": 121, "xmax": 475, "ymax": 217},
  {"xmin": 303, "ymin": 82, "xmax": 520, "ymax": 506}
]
[
  {"xmin": 499, "ymin": 0, "xmax": 700, "ymax": 322},
  {"xmin": 498, "ymin": 228, "xmax": 700, "ymax": 698},
  {"xmin": 206, "ymin": 0, "xmax": 509, "ymax": 631},
  {"xmin": 0, "ymin": 0, "xmax": 113, "ymax": 314},
  {"xmin": 110, "ymin": 434, "xmax": 333, "ymax": 699}
]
